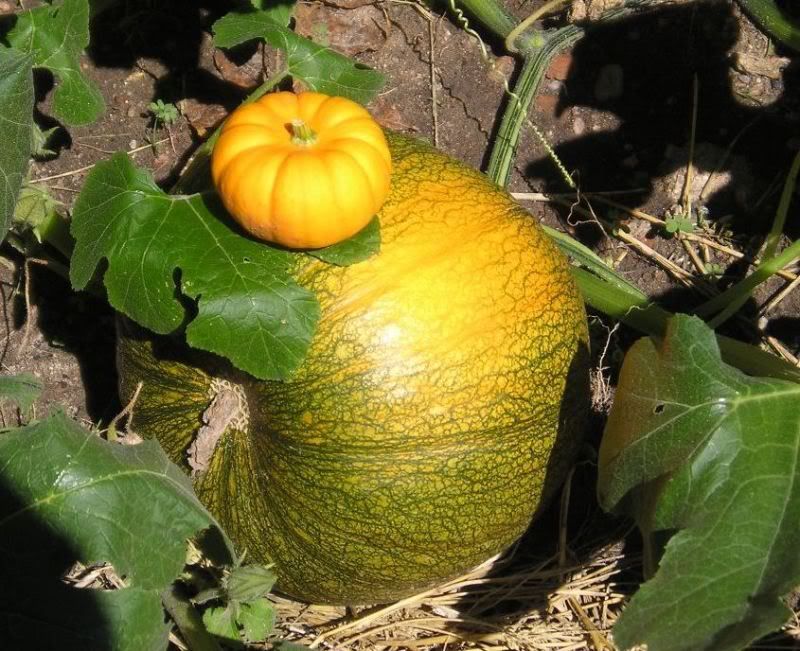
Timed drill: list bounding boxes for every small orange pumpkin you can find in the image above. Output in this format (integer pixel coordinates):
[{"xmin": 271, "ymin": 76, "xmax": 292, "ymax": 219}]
[{"xmin": 211, "ymin": 91, "xmax": 392, "ymax": 249}]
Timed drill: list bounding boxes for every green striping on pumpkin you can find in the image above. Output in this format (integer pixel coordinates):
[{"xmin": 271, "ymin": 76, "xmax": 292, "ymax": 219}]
[{"xmin": 116, "ymin": 132, "xmax": 590, "ymax": 606}]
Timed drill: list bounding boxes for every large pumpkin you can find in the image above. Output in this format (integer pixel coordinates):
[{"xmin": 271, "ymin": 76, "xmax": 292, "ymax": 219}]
[{"xmin": 116, "ymin": 132, "xmax": 590, "ymax": 605}]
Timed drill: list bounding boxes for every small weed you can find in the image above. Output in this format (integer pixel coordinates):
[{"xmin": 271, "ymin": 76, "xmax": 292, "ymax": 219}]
[
  {"xmin": 146, "ymin": 99, "xmax": 179, "ymax": 153},
  {"xmin": 664, "ymin": 211, "xmax": 694, "ymax": 235},
  {"xmin": 703, "ymin": 262, "xmax": 725, "ymax": 278},
  {"xmin": 148, "ymin": 99, "xmax": 180, "ymax": 129},
  {"xmin": 663, "ymin": 204, "xmax": 708, "ymax": 236}
]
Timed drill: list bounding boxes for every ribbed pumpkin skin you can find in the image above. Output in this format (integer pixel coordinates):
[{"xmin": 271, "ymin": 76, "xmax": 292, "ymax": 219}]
[
  {"xmin": 211, "ymin": 91, "xmax": 391, "ymax": 249},
  {"xmin": 116, "ymin": 132, "xmax": 589, "ymax": 606}
]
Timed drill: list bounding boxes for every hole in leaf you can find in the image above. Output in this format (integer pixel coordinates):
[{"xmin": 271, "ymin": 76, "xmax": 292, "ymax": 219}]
[{"xmin": 653, "ymin": 403, "xmax": 666, "ymax": 415}]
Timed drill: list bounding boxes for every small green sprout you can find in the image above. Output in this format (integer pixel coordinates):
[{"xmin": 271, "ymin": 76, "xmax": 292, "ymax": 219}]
[
  {"xmin": 664, "ymin": 213, "xmax": 694, "ymax": 235},
  {"xmin": 663, "ymin": 204, "xmax": 697, "ymax": 236},
  {"xmin": 148, "ymin": 99, "xmax": 179, "ymax": 128}
]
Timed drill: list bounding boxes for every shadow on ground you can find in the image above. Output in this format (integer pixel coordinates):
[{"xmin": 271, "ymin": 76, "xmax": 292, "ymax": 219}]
[
  {"xmin": 27, "ymin": 264, "xmax": 120, "ymax": 424},
  {"xmin": 526, "ymin": 1, "xmax": 799, "ymax": 247}
]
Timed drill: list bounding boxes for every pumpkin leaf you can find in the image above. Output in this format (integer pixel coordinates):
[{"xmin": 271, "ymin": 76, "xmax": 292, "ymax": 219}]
[
  {"xmin": 597, "ymin": 315, "xmax": 800, "ymax": 651},
  {"xmin": 0, "ymin": 48, "xmax": 34, "ymax": 243},
  {"xmin": 238, "ymin": 598, "xmax": 276, "ymax": 642},
  {"xmin": 213, "ymin": 8, "xmax": 385, "ymax": 105},
  {"xmin": 0, "ymin": 372, "xmax": 42, "ymax": 420},
  {"xmin": 308, "ymin": 216, "xmax": 380, "ymax": 266},
  {"xmin": 4, "ymin": 0, "xmax": 105, "ymax": 125},
  {"xmin": 202, "ymin": 604, "xmax": 240, "ymax": 641},
  {"xmin": 69, "ymin": 152, "xmax": 320, "ymax": 381},
  {"xmin": 226, "ymin": 564, "xmax": 277, "ymax": 602},
  {"xmin": 0, "ymin": 410, "xmax": 232, "ymax": 650}
]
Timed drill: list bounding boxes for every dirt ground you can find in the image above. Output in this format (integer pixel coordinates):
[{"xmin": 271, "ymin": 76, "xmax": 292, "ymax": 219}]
[{"xmin": 1, "ymin": 0, "xmax": 800, "ymax": 648}]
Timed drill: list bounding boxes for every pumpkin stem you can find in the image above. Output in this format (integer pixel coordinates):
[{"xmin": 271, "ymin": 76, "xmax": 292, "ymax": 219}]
[
  {"xmin": 187, "ymin": 378, "xmax": 250, "ymax": 478},
  {"xmin": 290, "ymin": 119, "xmax": 318, "ymax": 146}
]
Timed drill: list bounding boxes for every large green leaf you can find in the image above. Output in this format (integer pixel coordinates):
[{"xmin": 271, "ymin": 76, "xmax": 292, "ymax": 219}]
[
  {"xmin": 5, "ymin": 0, "xmax": 105, "ymax": 125},
  {"xmin": 598, "ymin": 315, "xmax": 800, "ymax": 651},
  {"xmin": 0, "ymin": 48, "xmax": 33, "ymax": 243},
  {"xmin": 69, "ymin": 152, "xmax": 320, "ymax": 381},
  {"xmin": 213, "ymin": 8, "xmax": 385, "ymax": 104},
  {"xmin": 0, "ymin": 411, "xmax": 232, "ymax": 650}
]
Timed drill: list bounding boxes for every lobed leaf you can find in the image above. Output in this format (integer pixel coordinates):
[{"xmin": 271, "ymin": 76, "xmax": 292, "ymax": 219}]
[
  {"xmin": 227, "ymin": 564, "xmax": 278, "ymax": 602},
  {"xmin": 202, "ymin": 604, "xmax": 239, "ymax": 641},
  {"xmin": 0, "ymin": 411, "xmax": 232, "ymax": 649},
  {"xmin": 213, "ymin": 9, "xmax": 385, "ymax": 105},
  {"xmin": 5, "ymin": 0, "xmax": 105, "ymax": 125},
  {"xmin": 0, "ymin": 48, "xmax": 33, "ymax": 243},
  {"xmin": 69, "ymin": 153, "xmax": 320, "ymax": 381},
  {"xmin": 598, "ymin": 315, "xmax": 800, "ymax": 651},
  {"xmin": 238, "ymin": 598, "xmax": 276, "ymax": 642}
]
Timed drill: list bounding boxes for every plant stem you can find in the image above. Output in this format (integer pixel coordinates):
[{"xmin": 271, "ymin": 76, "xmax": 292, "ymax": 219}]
[
  {"xmin": 735, "ymin": 0, "xmax": 800, "ymax": 51},
  {"xmin": 485, "ymin": 0, "xmax": 666, "ymax": 187},
  {"xmin": 162, "ymin": 585, "xmax": 224, "ymax": 651},
  {"xmin": 290, "ymin": 119, "xmax": 317, "ymax": 146},
  {"xmin": 36, "ymin": 211, "xmax": 74, "ymax": 260},
  {"xmin": 572, "ymin": 266, "xmax": 673, "ymax": 337},
  {"xmin": 762, "ymin": 149, "xmax": 800, "ymax": 260},
  {"xmin": 447, "ymin": 0, "xmax": 540, "ymax": 53},
  {"xmin": 573, "ymin": 266, "xmax": 800, "ymax": 382},
  {"xmin": 486, "ymin": 28, "xmax": 583, "ymax": 187},
  {"xmin": 698, "ymin": 238, "xmax": 800, "ymax": 328},
  {"xmin": 504, "ymin": 0, "xmax": 571, "ymax": 53}
]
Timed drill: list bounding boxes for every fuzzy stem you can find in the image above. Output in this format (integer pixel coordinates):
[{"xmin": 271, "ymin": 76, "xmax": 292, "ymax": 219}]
[
  {"xmin": 446, "ymin": 0, "xmax": 535, "ymax": 53},
  {"xmin": 35, "ymin": 210, "xmax": 74, "ymax": 260},
  {"xmin": 162, "ymin": 585, "xmax": 224, "ymax": 651}
]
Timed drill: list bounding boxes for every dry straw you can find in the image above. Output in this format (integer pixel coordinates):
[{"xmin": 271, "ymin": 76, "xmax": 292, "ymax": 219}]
[{"xmin": 272, "ymin": 542, "xmax": 635, "ymax": 650}]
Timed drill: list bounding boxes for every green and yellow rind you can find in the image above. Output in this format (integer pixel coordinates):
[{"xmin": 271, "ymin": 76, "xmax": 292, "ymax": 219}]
[{"xmin": 116, "ymin": 132, "xmax": 590, "ymax": 605}]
